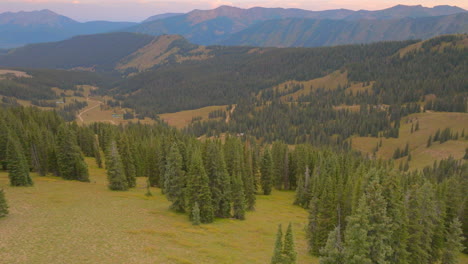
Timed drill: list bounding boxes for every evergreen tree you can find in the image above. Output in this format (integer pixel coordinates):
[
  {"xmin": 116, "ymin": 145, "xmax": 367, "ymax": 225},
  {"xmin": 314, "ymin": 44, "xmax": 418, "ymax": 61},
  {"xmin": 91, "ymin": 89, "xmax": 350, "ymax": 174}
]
[
  {"xmin": 187, "ymin": 148, "xmax": 214, "ymax": 223},
  {"xmin": 0, "ymin": 189, "xmax": 8, "ymax": 217},
  {"xmin": 93, "ymin": 137, "xmax": 102, "ymax": 168},
  {"xmin": 271, "ymin": 224, "xmax": 284, "ymax": 264},
  {"xmin": 344, "ymin": 195, "xmax": 372, "ymax": 264},
  {"xmin": 243, "ymin": 142, "xmax": 256, "ymax": 210},
  {"xmin": 232, "ymin": 169, "xmax": 246, "ymax": 220},
  {"xmin": 320, "ymin": 226, "xmax": 345, "ymax": 264},
  {"xmin": 261, "ymin": 148, "xmax": 273, "ymax": 195},
  {"xmin": 441, "ymin": 218, "xmax": 465, "ymax": 264},
  {"xmin": 204, "ymin": 141, "xmax": 231, "ymax": 218},
  {"xmin": 56, "ymin": 124, "xmax": 89, "ymax": 182},
  {"xmin": 164, "ymin": 143, "xmax": 186, "ymax": 212},
  {"xmin": 427, "ymin": 135, "xmax": 432, "ymax": 147},
  {"xmin": 464, "ymin": 147, "xmax": 468, "ymax": 160},
  {"xmin": 106, "ymin": 141, "xmax": 128, "ymax": 191},
  {"xmin": 283, "ymin": 223, "xmax": 297, "ymax": 264},
  {"xmin": 117, "ymin": 135, "xmax": 136, "ymax": 188},
  {"xmin": 191, "ymin": 202, "xmax": 201, "ymax": 226},
  {"xmin": 7, "ymin": 134, "xmax": 33, "ymax": 186}
]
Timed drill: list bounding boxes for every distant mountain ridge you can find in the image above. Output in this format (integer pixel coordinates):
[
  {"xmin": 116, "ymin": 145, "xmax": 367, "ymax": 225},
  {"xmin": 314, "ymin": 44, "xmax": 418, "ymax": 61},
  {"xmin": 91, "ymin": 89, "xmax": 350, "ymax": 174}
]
[
  {"xmin": 128, "ymin": 4, "xmax": 467, "ymax": 45},
  {"xmin": 222, "ymin": 13, "xmax": 468, "ymax": 47},
  {"xmin": 0, "ymin": 9, "xmax": 136, "ymax": 48}
]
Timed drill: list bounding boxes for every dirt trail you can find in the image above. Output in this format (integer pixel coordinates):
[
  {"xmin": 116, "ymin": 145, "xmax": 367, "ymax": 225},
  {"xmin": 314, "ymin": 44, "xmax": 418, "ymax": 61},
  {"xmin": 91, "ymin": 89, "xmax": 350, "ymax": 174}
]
[
  {"xmin": 77, "ymin": 98, "xmax": 116, "ymax": 124},
  {"xmin": 225, "ymin": 105, "xmax": 236, "ymax": 123}
]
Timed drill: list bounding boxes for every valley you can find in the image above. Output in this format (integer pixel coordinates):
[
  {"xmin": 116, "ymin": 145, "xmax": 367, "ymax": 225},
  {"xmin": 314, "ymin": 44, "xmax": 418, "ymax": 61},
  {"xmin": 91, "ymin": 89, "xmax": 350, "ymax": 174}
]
[{"xmin": 0, "ymin": 4, "xmax": 467, "ymax": 264}]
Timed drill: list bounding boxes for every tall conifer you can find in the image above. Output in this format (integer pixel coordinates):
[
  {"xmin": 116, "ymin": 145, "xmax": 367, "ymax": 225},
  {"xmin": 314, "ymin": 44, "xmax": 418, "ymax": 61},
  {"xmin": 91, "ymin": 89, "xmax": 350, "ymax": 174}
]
[
  {"xmin": 261, "ymin": 148, "xmax": 273, "ymax": 195},
  {"xmin": 7, "ymin": 134, "xmax": 33, "ymax": 186},
  {"xmin": 0, "ymin": 189, "xmax": 8, "ymax": 217},
  {"xmin": 187, "ymin": 148, "xmax": 213, "ymax": 223},
  {"xmin": 106, "ymin": 141, "xmax": 128, "ymax": 191},
  {"xmin": 164, "ymin": 143, "xmax": 186, "ymax": 212}
]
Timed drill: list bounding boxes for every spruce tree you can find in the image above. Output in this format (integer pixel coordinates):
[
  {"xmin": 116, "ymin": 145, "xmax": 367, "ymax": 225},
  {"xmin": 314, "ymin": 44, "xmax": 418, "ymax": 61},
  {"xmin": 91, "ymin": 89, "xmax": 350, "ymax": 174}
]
[
  {"xmin": 344, "ymin": 195, "xmax": 372, "ymax": 264},
  {"xmin": 243, "ymin": 143, "xmax": 256, "ymax": 211},
  {"xmin": 186, "ymin": 148, "xmax": 214, "ymax": 223},
  {"xmin": 320, "ymin": 226, "xmax": 345, "ymax": 264},
  {"xmin": 271, "ymin": 224, "xmax": 284, "ymax": 264},
  {"xmin": 106, "ymin": 141, "xmax": 128, "ymax": 191},
  {"xmin": 7, "ymin": 134, "xmax": 33, "ymax": 186},
  {"xmin": 93, "ymin": 137, "xmax": 103, "ymax": 168},
  {"xmin": 261, "ymin": 148, "xmax": 273, "ymax": 195},
  {"xmin": 0, "ymin": 189, "xmax": 8, "ymax": 217},
  {"xmin": 427, "ymin": 135, "xmax": 432, "ymax": 147},
  {"xmin": 191, "ymin": 202, "xmax": 201, "ymax": 226},
  {"xmin": 164, "ymin": 143, "xmax": 186, "ymax": 212},
  {"xmin": 204, "ymin": 141, "xmax": 231, "ymax": 218},
  {"xmin": 441, "ymin": 218, "xmax": 465, "ymax": 264},
  {"xmin": 283, "ymin": 223, "xmax": 297, "ymax": 264},
  {"xmin": 56, "ymin": 124, "xmax": 89, "ymax": 182},
  {"xmin": 232, "ymin": 170, "xmax": 246, "ymax": 220},
  {"xmin": 117, "ymin": 135, "xmax": 136, "ymax": 188}
]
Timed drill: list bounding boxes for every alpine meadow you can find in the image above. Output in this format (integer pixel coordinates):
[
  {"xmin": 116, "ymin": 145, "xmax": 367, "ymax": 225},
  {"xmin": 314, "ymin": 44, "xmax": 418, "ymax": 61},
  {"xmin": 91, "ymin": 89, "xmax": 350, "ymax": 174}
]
[{"xmin": 0, "ymin": 3, "xmax": 467, "ymax": 264}]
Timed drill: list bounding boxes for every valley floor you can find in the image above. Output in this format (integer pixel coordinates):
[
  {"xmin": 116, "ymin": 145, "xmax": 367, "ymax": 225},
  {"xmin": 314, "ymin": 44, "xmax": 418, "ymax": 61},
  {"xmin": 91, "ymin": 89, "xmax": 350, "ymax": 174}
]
[{"xmin": 0, "ymin": 158, "xmax": 317, "ymax": 264}]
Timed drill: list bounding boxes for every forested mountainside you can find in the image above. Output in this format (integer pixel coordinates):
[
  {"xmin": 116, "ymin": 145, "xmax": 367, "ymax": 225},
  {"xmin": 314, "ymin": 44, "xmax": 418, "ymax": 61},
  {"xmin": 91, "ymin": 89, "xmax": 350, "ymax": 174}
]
[
  {"xmin": 222, "ymin": 13, "xmax": 468, "ymax": 47},
  {"xmin": 127, "ymin": 5, "xmax": 467, "ymax": 45}
]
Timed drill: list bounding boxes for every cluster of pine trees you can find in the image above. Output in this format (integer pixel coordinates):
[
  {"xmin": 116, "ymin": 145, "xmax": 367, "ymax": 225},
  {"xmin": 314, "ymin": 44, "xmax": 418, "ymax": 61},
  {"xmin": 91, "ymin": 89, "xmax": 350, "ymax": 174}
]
[
  {"xmin": 287, "ymin": 145, "xmax": 467, "ymax": 263},
  {"xmin": 427, "ymin": 128, "xmax": 465, "ymax": 147},
  {"xmin": 271, "ymin": 223, "xmax": 297, "ymax": 264},
  {"xmin": 0, "ymin": 107, "xmax": 89, "ymax": 185}
]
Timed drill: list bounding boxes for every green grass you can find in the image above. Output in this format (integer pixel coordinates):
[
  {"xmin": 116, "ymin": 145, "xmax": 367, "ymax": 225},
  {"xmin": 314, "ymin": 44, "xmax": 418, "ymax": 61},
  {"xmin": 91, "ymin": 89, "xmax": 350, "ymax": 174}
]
[
  {"xmin": 0, "ymin": 158, "xmax": 317, "ymax": 264},
  {"xmin": 352, "ymin": 112, "xmax": 468, "ymax": 170},
  {"xmin": 159, "ymin": 105, "xmax": 228, "ymax": 129}
]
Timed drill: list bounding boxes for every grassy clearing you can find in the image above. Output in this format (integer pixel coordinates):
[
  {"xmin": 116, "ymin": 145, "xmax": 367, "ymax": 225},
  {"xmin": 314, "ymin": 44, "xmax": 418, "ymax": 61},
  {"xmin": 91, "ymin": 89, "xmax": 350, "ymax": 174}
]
[
  {"xmin": 352, "ymin": 112, "xmax": 468, "ymax": 170},
  {"xmin": 160, "ymin": 105, "xmax": 228, "ymax": 129},
  {"xmin": 0, "ymin": 158, "xmax": 316, "ymax": 264},
  {"xmin": 0, "ymin": 69, "xmax": 32, "ymax": 79}
]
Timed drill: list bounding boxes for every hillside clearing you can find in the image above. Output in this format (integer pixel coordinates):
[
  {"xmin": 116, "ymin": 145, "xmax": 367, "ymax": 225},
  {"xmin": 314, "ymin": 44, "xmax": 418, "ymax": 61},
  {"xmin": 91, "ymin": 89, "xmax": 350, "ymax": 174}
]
[
  {"xmin": 352, "ymin": 112, "xmax": 468, "ymax": 170},
  {"xmin": 0, "ymin": 158, "xmax": 316, "ymax": 264},
  {"xmin": 160, "ymin": 105, "xmax": 228, "ymax": 129}
]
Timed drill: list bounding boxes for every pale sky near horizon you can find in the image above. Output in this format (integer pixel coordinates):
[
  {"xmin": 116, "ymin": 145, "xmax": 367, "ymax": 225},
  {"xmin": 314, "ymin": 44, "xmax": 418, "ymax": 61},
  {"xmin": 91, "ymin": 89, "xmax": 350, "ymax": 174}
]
[{"xmin": 0, "ymin": 0, "xmax": 466, "ymax": 22}]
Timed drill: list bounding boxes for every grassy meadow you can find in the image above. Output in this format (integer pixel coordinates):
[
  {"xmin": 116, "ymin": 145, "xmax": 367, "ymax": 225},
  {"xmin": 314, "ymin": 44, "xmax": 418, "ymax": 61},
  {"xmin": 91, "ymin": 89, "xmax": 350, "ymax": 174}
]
[
  {"xmin": 352, "ymin": 111, "xmax": 468, "ymax": 170},
  {"xmin": 0, "ymin": 158, "xmax": 317, "ymax": 264}
]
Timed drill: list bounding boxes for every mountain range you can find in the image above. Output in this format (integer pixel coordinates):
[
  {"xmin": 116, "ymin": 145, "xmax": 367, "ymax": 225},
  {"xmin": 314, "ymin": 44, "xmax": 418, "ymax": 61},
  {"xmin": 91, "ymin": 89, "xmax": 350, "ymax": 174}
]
[
  {"xmin": 0, "ymin": 5, "xmax": 466, "ymax": 49},
  {"xmin": 0, "ymin": 9, "xmax": 136, "ymax": 48}
]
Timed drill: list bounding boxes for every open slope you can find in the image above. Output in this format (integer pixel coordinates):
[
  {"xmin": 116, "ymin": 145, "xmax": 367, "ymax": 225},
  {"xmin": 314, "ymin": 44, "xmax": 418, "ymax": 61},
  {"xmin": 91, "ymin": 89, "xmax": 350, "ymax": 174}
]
[{"xmin": 0, "ymin": 159, "xmax": 316, "ymax": 264}]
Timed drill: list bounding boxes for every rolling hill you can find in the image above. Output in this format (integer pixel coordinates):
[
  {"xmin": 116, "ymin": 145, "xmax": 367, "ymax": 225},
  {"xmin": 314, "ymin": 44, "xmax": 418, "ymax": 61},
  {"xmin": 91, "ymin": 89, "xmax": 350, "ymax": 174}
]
[{"xmin": 0, "ymin": 9, "xmax": 136, "ymax": 48}]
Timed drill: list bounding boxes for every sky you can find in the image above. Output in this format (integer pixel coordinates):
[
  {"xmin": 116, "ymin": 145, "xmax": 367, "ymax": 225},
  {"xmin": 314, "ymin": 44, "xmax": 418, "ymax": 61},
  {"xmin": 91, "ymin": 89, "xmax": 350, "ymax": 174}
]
[{"xmin": 0, "ymin": 0, "xmax": 466, "ymax": 22}]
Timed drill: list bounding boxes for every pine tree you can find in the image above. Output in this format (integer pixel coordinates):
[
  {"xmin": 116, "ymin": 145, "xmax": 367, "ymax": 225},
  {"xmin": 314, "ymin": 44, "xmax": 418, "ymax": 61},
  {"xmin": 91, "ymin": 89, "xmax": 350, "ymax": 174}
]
[
  {"xmin": 186, "ymin": 148, "xmax": 214, "ymax": 223},
  {"xmin": 344, "ymin": 195, "xmax": 372, "ymax": 264},
  {"xmin": 191, "ymin": 202, "xmax": 201, "ymax": 226},
  {"xmin": 117, "ymin": 135, "xmax": 136, "ymax": 188},
  {"xmin": 261, "ymin": 148, "xmax": 273, "ymax": 195},
  {"xmin": 243, "ymin": 142, "xmax": 256, "ymax": 211},
  {"xmin": 204, "ymin": 141, "xmax": 231, "ymax": 218},
  {"xmin": 283, "ymin": 223, "xmax": 297, "ymax": 264},
  {"xmin": 427, "ymin": 135, "xmax": 432, "ymax": 147},
  {"xmin": 415, "ymin": 121, "xmax": 420, "ymax": 131},
  {"xmin": 232, "ymin": 170, "xmax": 246, "ymax": 220},
  {"xmin": 320, "ymin": 226, "xmax": 345, "ymax": 264},
  {"xmin": 271, "ymin": 224, "xmax": 284, "ymax": 264},
  {"xmin": 106, "ymin": 141, "xmax": 128, "ymax": 191},
  {"xmin": 56, "ymin": 124, "xmax": 89, "ymax": 182},
  {"xmin": 7, "ymin": 134, "xmax": 33, "ymax": 187},
  {"xmin": 441, "ymin": 218, "xmax": 465, "ymax": 264},
  {"xmin": 93, "ymin": 137, "xmax": 103, "ymax": 168},
  {"xmin": 0, "ymin": 189, "xmax": 8, "ymax": 217},
  {"xmin": 164, "ymin": 143, "xmax": 186, "ymax": 212}
]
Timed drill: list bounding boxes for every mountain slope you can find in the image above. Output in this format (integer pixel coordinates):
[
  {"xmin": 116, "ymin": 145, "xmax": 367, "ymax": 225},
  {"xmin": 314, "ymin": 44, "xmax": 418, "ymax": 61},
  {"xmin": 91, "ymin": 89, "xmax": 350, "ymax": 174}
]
[
  {"xmin": 0, "ymin": 10, "xmax": 136, "ymax": 48},
  {"xmin": 0, "ymin": 32, "xmax": 154, "ymax": 71},
  {"xmin": 127, "ymin": 5, "xmax": 466, "ymax": 45},
  {"xmin": 222, "ymin": 13, "xmax": 468, "ymax": 47}
]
